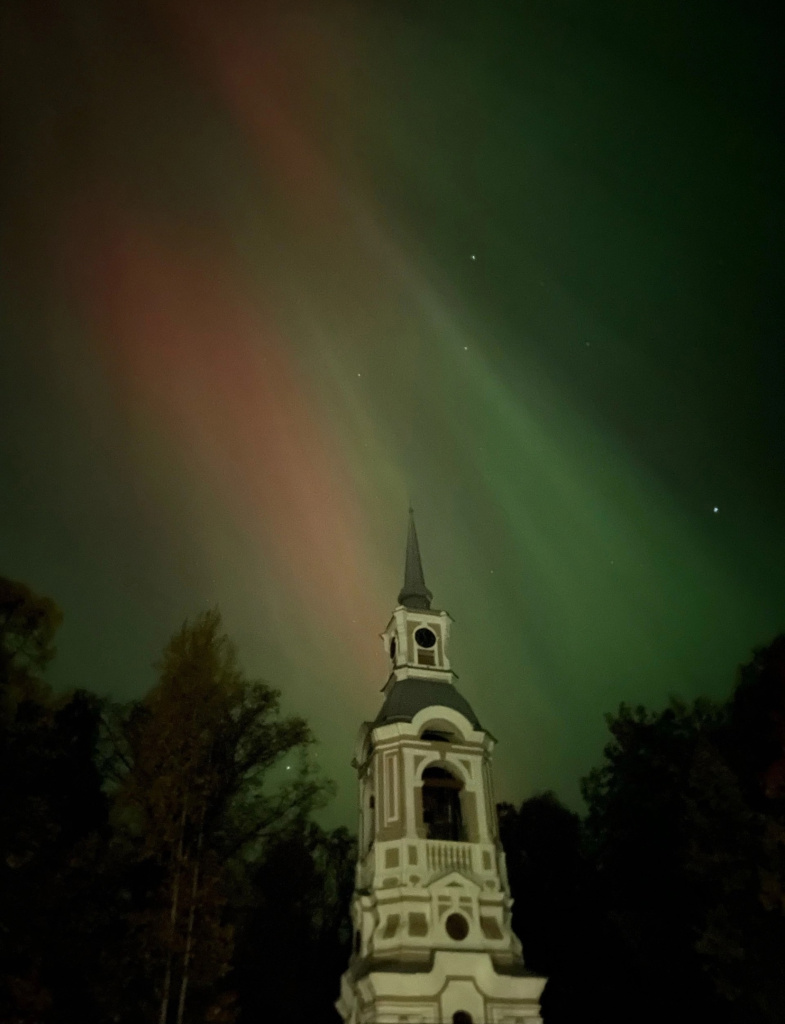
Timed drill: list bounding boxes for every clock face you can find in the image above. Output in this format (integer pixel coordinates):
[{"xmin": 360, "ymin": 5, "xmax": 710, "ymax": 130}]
[{"xmin": 414, "ymin": 626, "xmax": 436, "ymax": 649}]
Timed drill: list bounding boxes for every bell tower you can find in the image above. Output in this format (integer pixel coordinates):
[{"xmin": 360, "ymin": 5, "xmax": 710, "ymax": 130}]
[{"xmin": 337, "ymin": 514, "xmax": 545, "ymax": 1024}]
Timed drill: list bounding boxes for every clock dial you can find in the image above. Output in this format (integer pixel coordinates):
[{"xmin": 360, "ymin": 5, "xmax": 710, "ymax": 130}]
[{"xmin": 414, "ymin": 627, "xmax": 436, "ymax": 649}]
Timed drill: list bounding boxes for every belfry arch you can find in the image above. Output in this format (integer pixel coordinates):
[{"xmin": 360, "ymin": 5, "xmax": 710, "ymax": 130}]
[{"xmin": 421, "ymin": 765, "xmax": 465, "ymax": 842}]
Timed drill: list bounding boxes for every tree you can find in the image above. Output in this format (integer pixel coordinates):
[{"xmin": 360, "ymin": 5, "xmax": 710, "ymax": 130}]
[
  {"xmin": 706, "ymin": 636, "xmax": 785, "ymax": 1017},
  {"xmin": 580, "ymin": 699, "xmax": 732, "ymax": 1024},
  {"xmin": 580, "ymin": 646, "xmax": 785, "ymax": 1024},
  {"xmin": 498, "ymin": 793, "xmax": 601, "ymax": 1023},
  {"xmin": 0, "ymin": 576, "xmax": 108, "ymax": 1023},
  {"xmin": 108, "ymin": 610, "xmax": 332, "ymax": 1024},
  {"xmin": 500, "ymin": 638, "xmax": 785, "ymax": 1024},
  {"xmin": 231, "ymin": 821, "xmax": 356, "ymax": 1024},
  {"xmin": 727, "ymin": 634, "xmax": 785, "ymax": 803},
  {"xmin": 0, "ymin": 575, "xmax": 61, "ymax": 714}
]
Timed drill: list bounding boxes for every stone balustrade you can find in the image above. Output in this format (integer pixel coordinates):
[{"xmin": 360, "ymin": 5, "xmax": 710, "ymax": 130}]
[
  {"xmin": 425, "ymin": 839, "xmax": 473, "ymax": 874},
  {"xmin": 358, "ymin": 839, "xmax": 500, "ymax": 890}
]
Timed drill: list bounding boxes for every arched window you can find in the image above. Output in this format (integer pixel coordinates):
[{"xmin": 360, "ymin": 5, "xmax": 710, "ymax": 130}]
[
  {"xmin": 453, "ymin": 1012, "xmax": 473, "ymax": 1024},
  {"xmin": 421, "ymin": 766, "xmax": 464, "ymax": 841}
]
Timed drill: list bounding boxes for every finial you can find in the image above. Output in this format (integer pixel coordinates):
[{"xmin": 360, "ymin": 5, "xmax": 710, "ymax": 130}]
[{"xmin": 398, "ymin": 510, "xmax": 433, "ymax": 610}]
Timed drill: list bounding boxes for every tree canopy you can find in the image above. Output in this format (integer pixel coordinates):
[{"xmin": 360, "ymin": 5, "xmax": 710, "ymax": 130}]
[
  {"xmin": 106, "ymin": 609, "xmax": 334, "ymax": 1024},
  {"xmin": 500, "ymin": 636, "xmax": 785, "ymax": 1024},
  {"xmin": 0, "ymin": 586, "xmax": 348, "ymax": 1023}
]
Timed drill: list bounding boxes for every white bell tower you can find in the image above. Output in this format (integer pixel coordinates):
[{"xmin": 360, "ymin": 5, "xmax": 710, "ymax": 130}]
[{"xmin": 337, "ymin": 513, "xmax": 545, "ymax": 1024}]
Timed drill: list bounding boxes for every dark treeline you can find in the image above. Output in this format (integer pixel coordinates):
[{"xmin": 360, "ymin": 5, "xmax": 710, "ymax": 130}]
[
  {"xmin": 0, "ymin": 576, "xmax": 354, "ymax": 1024},
  {"xmin": 501, "ymin": 636, "xmax": 785, "ymax": 1024},
  {"xmin": 1, "ymin": 574, "xmax": 784, "ymax": 1023}
]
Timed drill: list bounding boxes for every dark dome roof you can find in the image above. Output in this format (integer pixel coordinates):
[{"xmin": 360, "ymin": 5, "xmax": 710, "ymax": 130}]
[{"xmin": 375, "ymin": 677, "xmax": 482, "ymax": 731}]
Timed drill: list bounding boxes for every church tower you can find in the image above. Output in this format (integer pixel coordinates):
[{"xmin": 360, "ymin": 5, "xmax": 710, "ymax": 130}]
[{"xmin": 336, "ymin": 514, "xmax": 545, "ymax": 1024}]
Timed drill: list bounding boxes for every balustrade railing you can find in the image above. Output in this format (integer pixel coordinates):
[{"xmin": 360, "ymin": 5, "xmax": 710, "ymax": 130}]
[
  {"xmin": 425, "ymin": 839, "xmax": 472, "ymax": 874},
  {"xmin": 358, "ymin": 839, "xmax": 500, "ymax": 888}
]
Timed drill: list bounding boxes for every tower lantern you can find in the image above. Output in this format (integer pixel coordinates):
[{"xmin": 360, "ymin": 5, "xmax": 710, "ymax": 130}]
[{"xmin": 337, "ymin": 515, "xmax": 545, "ymax": 1024}]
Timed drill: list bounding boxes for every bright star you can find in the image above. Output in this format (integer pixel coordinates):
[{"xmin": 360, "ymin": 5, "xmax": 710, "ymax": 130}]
[
  {"xmin": 470, "ymin": 254, "xmax": 476, "ymax": 260},
  {"xmin": 713, "ymin": 507, "xmax": 719, "ymax": 513}
]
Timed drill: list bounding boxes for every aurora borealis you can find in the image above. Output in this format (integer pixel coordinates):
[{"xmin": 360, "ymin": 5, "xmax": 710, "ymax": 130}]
[{"xmin": 1, "ymin": 0, "xmax": 783, "ymax": 827}]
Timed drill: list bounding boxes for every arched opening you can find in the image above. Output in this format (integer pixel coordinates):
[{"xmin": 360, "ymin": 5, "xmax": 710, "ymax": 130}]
[
  {"xmin": 453, "ymin": 1012, "xmax": 473, "ymax": 1024},
  {"xmin": 421, "ymin": 766, "xmax": 464, "ymax": 841}
]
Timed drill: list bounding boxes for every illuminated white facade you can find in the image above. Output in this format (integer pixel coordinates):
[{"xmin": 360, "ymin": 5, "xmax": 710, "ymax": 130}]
[{"xmin": 336, "ymin": 516, "xmax": 545, "ymax": 1024}]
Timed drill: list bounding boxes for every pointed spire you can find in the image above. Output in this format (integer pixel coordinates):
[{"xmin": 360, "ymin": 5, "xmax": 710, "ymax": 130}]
[{"xmin": 398, "ymin": 508, "xmax": 433, "ymax": 610}]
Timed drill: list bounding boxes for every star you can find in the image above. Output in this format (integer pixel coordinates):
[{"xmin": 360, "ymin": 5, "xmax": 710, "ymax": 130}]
[
  {"xmin": 713, "ymin": 507, "xmax": 719, "ymax": 513},
  {"xmin": 470, "ymin": 254, "xmax": 476, "ymax": 261}
]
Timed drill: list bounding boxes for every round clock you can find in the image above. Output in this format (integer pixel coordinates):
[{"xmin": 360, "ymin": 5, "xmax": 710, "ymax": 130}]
[{"xmin": 414, "ymin": 626, "xmax": 436, "ymax": 648}]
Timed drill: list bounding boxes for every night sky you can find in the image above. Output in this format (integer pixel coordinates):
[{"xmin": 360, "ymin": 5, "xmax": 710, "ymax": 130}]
[{"xmin": 1, "ymin": 0, "xmax": 783, "ymax": 828}]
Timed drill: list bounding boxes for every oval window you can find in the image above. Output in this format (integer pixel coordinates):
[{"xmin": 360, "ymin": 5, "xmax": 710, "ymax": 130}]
[
  {"xmin": 414, "ymin": 627, "xmax": 436, "ymax": 648},
  {"xmin": 445, "ymin": 912, "xmax": 469, "ymax": 941}
]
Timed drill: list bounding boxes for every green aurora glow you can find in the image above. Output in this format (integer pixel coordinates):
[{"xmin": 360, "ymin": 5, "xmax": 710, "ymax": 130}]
[{"xmin": 1, "ymin": 0, "xmax": 783, "ymax": 826}]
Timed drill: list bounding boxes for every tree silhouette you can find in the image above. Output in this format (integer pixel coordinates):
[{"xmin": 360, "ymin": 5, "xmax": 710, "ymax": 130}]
[
  {"xmin": 107, "ymin": 610, "xmax": 332, "ymax": 1024},
  {"xmin": 500, "ymin": 636, "xmax": 785, "ymax": 1024},
  {"xmin": 231, "ymin": 820, "xmax": 356, "ymax": 1024},
  {"xmin": 0, "ymin": 576, "xmax": 108, "ymax": 1022}
]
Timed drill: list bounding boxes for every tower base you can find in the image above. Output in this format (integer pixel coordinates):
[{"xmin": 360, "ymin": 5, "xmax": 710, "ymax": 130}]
[{"xmin": 337, "ymin": 950, "xmax": 545, "ymax": 1024}]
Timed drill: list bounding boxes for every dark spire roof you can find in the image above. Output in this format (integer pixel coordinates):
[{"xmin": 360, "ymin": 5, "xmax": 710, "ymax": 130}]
[{"xmin": 397, "ymin": 509, "xmax": 433, "ymax": 610}]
